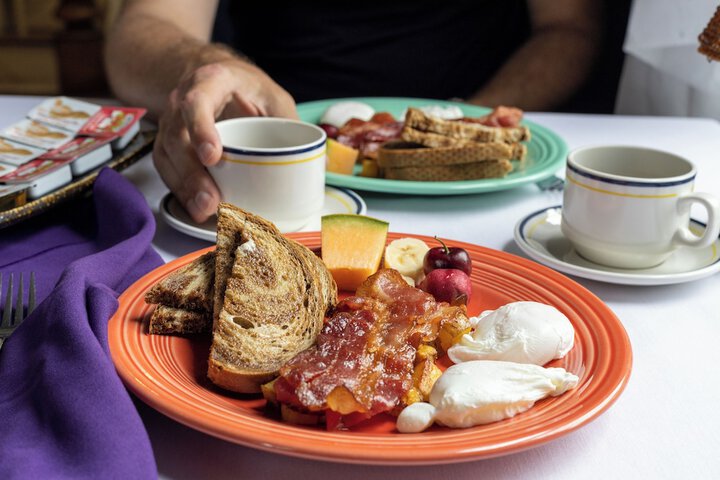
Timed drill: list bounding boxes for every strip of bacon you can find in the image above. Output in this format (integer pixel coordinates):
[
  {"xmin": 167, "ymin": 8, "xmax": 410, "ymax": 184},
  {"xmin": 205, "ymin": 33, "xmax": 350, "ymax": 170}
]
[
  {"xmin": 457, "ymin": 105, "xmax": 524, "ymax": 127},
  {"xmin": 336, "ymin": 113, "xmax": 403, "ymax": 159},
  {"xmin": 275, "ymin": 269, "xmax": 469, "ymax": 420}
]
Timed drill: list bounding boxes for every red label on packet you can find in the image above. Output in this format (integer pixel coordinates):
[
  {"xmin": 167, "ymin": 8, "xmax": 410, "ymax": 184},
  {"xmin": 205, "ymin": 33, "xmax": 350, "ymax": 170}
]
[
  {"xmin": 79, "ymin": 106, "xmax": 146, "ymax": 139},
  {"xmin": 40, "ymin": 136, "xmax": 111, "ymax": 161},
  {"xmin": 0, "ymin": 157, "xmax": 73, "ymax": 184}
]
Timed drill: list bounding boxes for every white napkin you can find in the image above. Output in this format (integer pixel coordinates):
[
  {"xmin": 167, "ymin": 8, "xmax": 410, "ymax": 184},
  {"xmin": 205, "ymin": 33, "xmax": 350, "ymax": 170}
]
[{"xmin": 615, "ymin": 0, "xmax": 720, "ymax": 118}]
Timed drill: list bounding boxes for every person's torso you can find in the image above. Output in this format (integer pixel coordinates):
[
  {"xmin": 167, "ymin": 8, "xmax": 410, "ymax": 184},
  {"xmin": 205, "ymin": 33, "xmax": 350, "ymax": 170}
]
[{"xmin": 213, "ymin": 1, "xmax": 530, "ymax": 102}]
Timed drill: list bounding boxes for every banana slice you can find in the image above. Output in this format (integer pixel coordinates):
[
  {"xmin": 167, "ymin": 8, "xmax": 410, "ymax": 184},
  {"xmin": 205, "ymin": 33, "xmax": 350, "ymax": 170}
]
[{"xmin": 384, "ymin": 238, "xmax": 430, "ymax": 284}]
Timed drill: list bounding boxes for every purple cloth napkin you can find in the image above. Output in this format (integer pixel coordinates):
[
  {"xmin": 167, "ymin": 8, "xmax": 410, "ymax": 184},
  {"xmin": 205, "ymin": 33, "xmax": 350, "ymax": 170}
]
[{"xmin": 0, "ymin": 168, "xmax": 164, "ymax": 479}]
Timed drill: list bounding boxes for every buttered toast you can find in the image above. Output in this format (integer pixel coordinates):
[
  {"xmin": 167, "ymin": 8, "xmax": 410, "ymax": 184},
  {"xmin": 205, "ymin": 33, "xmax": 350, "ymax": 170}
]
[{"xmin": 208, "ymin": 203, "xmax": 337, "ymax": 393}]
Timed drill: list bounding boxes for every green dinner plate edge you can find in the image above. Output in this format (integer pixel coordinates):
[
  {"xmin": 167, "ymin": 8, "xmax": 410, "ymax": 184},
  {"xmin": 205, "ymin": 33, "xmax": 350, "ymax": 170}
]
[{"xmin": 300, "ymin": 97, "xmax": 568, "ymax": 196}]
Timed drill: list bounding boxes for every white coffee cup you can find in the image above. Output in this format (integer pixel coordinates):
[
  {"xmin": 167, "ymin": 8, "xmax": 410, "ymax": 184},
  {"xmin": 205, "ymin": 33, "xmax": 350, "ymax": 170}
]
[
  {"xmin": 210, "ymin": 117, "xmax": 326, "ymax": 232},
  {"xmin": 561, "ymin": 145, "xmax": 720, "ymax": 269}
]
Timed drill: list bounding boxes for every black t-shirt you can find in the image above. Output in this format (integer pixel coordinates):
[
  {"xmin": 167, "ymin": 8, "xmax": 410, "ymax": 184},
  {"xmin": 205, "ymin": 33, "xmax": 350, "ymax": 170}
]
[{"xmin": 213, "ymin": 1, "xmax": 531, "ymax": 103}]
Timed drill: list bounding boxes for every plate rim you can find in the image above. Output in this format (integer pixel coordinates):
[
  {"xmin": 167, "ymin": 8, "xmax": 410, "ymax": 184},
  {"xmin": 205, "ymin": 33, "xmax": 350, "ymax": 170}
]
[
  {"xmin": 297, "ymin": 97, "xmax": 568, "ymax": 195},
  {"xmin": 514, "ymin": 205, "xmax": 720, "ymax": 286},
  {"xmin": 159, "ymin": 186, "xmax": 367, "ymax": 242},
  {"xmin": 109, "ymin": 232, "xmax": 632, "ymax": 465}
]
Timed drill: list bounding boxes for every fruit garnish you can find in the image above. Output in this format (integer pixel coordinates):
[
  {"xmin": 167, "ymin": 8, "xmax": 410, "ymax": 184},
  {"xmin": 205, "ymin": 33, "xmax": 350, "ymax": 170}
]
[
  {"xmin": 320, "ymin": 214, "xmax": 389, "ymax": 291},
  {"xmin": 423, "ymin": 237, "xmax": 472, "ymax": 275},
  {"xmin": 418, "ymin": 268, "xmax": 471, "ymax": 305},
  {"xmin": 319, "ymin": 123, "xmax": 339, "ymax": 139},
  {"xmin": 326, "ymin": 139, "xmax": 359, "ymax": 175},
  {"xmin": 383, "ymin": 237, "xmax": 430, "ymax": 284}
]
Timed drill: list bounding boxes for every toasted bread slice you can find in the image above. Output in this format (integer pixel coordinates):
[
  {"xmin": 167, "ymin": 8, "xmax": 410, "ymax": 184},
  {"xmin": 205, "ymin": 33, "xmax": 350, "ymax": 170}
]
[
  {"xmin": 378, "ymin": 140, "xmax": 525, "ymax": 168},
  {"xmin": 401, "ymin": 125, "xmax": 531, "ymax": 149},
  {"xmin": 208, "ymin": 203, "xmax": 337, "ymax": 393},
  {"xmin": 148, "ymin": 305, "xmax": 211, "ymax": 335},
  {"xmin": 384, "ymin": 159, "xmax": 513, "ymax": 181},
  {"xmin": 403, "ymin": 107, "xmax": 530, "ymax": 144},
  {"xmin": 145, "ymin": 251, "xmax": 215, "ymax": 335},
  {"xmin": 145, "ymin": 251, "xmax": 215, "ymax": 312}
]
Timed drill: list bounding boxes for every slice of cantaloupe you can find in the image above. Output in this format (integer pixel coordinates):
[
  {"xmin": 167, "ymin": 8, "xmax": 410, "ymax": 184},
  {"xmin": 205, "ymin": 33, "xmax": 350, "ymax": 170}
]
[
  {"xmin": 326, "ymin": 139, "xmax": 359, "ymax": 175},
  {"xmin": 321, "ymin": 214, "xmax": 389, "ymax": 292}
]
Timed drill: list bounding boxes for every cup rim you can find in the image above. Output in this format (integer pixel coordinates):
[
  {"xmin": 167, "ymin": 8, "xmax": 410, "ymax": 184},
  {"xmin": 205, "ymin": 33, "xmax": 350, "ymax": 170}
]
[
  {"xmin": 567, "ymin": 145, "xmax": 696, "ymax": 186},
  {"xmin": 216, "ymin": 117, "xmax": 326, "ymax": 155}
]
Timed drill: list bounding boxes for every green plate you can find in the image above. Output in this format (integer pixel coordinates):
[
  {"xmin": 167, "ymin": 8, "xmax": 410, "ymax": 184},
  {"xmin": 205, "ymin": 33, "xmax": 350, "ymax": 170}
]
[{"xmin": 298, "ymin": 97, "xmax": 567, "ymax": 195}]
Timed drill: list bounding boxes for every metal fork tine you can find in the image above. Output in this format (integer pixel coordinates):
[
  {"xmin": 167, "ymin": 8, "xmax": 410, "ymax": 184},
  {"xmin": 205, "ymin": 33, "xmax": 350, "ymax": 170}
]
[
  {"xmin": 14, "ymin": 273, "xmax": 24, "ymax": 325},
  {"xmin": 28, "ymin": 272, "xmax": 36, "ymax": 315},
  {"xmin": 2, "ymin": 273, "xmax": 13, "ymax": 327}
]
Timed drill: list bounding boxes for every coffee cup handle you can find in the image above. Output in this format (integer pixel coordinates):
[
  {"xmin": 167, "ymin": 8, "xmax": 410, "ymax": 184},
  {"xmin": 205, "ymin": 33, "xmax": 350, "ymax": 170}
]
[{"xmin": 673, "ymin": 192, "xmax": 720, "ymax": 248}]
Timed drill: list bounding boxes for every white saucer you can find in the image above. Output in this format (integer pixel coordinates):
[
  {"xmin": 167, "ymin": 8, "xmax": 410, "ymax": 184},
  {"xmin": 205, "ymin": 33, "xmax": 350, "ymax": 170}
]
[
  {"xmin": 514, "ymin": 205, "xmax": 720, "ymax": 286},
  {"xmin": 160, "ymin": 186, "xmax": 367, "ymax": 242}
]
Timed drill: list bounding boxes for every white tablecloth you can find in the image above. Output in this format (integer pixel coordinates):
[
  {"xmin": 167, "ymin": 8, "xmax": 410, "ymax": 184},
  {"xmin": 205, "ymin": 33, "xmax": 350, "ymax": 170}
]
[{"xmin": 3, "ymin": 96, "xmax": 719, "ymax": 479}]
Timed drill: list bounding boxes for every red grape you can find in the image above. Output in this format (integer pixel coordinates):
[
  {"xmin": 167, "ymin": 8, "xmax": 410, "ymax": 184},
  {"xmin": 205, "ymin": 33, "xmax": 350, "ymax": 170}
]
[{"xmin": 319, "ymin": 123, "xmax": 339, "ymax": 139}]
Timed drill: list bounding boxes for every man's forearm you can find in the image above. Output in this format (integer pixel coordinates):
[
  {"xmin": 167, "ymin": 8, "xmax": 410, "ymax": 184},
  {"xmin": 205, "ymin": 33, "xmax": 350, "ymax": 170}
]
[
  {"xmin": 468, "ymin": 25, "xmax": 599, "ymax": 111},
  {"xmin": 104, "ymin": 12, "xmax": 236, "ymax": 118}
]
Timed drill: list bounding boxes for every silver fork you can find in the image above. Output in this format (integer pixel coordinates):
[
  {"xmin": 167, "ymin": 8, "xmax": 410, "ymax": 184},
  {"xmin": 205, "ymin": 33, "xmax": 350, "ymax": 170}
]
[
  {"xmin": 535, "ymin": 175, "xmax": 565, "ymax": 192},
  {"xmin": 0, "ymin": 272, "xmax": 36, "ymax": 351}
]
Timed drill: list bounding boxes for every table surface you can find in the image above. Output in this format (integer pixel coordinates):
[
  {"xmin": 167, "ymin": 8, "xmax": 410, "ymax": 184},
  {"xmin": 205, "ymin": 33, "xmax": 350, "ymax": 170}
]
[{"xmin": 3, "ymin": 96, "xmax": 720, "ymax": 479}]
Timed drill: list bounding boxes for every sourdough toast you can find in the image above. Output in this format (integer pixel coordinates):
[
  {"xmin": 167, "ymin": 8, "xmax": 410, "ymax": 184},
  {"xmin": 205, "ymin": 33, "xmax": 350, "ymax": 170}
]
[{"xmin": 208, "ymin": 203, "xmax": 337, "ymax": 393}]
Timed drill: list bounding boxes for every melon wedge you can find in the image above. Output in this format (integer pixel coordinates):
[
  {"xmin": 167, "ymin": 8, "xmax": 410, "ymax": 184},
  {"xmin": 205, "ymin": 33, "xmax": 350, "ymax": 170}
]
[
  {"xmin": 321, "ymin": 214, "xmax": 389, "ymax": 291},
  {"xmin": 326, "ymin": 139, "xmax": 359, "ymax": 175}
]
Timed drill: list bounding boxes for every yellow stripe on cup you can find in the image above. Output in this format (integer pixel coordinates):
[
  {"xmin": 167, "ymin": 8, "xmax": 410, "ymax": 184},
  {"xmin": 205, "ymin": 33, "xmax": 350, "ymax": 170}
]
[
  {"xmin": 566, "ymin": 174, "xmax": 679, "ymax": 199},
  {"xmin": 221, "ymin": 149, "xmax": 325, "ymax": 166}
]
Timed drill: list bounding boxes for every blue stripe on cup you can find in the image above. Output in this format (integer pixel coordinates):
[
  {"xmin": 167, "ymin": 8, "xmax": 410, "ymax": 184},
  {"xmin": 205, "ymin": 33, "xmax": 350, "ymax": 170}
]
[
  {"xmin": 566, "ymin": 162, "xmax": 696, "ymax": 188},
  {"xmin": 223, "ymin": 139, "xmax": 326, "ymax": 156}
]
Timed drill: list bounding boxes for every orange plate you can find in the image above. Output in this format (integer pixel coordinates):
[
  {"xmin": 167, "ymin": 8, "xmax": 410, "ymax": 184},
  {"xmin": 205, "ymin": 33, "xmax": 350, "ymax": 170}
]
[{"xmin": 108, "ymin": 232, "xmax": 632, "ymax": 465}]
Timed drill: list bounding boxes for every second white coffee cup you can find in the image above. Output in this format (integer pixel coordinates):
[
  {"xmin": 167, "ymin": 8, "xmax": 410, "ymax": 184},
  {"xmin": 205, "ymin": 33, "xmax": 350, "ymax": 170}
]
[
  {"xmin": 561, "ymin": 145, "xmax": 720, "ymax": 269},
  {"xmin": 210, "ymin": 117, "xmax": 326, "ymax": 232}
]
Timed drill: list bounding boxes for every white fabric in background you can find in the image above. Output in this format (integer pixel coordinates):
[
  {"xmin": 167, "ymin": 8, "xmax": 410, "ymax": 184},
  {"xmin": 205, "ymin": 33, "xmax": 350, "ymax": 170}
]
[{"xmin": 615, "ymin": 0, "xmax": 720, "ymax": 118}]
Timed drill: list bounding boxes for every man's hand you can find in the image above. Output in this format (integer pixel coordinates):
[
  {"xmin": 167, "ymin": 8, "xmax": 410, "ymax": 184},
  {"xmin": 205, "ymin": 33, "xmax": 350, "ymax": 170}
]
[
  {"xmin": 105, "ymin": 0, "xmax": 297, "ymax": 222},
  {"xmin": 153, "ymin": 59, "xmax": 298, "ymax": 222}
]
